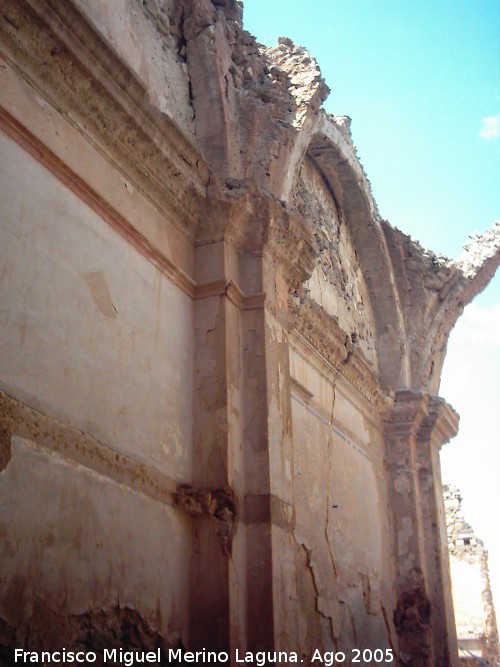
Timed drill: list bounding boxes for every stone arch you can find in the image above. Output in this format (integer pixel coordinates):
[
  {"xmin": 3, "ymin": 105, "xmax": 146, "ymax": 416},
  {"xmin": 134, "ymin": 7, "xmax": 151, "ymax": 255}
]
[
  {"xmin": 416, "ymin": 222, "xmax": 500, "ymax": 393},
  {"xmin": 285, "ymin": 110, "xmax": 411, "ymax": 387}
]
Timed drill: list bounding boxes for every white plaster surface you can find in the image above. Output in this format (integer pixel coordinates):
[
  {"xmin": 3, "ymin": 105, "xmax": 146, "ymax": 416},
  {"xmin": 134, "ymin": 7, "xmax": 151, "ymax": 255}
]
[
  {"xmin": 290, "ymin": 354, "xmax": 393, "ymax": 648},
  {"xmin": 0, "ymin": 132, "xmax": 193, "ymax": 480},
  {"xmin": 0, "ymin": 436, "xmax": 190, "ymax": 637}
]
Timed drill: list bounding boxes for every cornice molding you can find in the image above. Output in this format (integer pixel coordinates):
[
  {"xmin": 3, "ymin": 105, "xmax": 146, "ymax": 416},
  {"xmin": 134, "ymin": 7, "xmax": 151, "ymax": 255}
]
[
  {"xmin": 193, "ymin": 278, "xmax": 266, "ymax": 310},
  {"xmin": 289, "ymin": 295, "xmax": 393, "ymax": 413},
  {"xmin": 0, "ymin": 0, "xmax": 318, "ymax": 291},
  {"xmin": 0, "ymin": 106, "xmax": 197, "ymax": 298},
  {"xmin": 263, "ymin": 207, "xmax": 317, "ymax": 289},
  {"xmin": 198, "ymin": 181, "xmax": 317, "ymax": 289},
  {"xmin": 0, "ymin": 390, "xmax": 178, "ymax": 509},
  {"xmin": 0, "ymin": 0, "xmax": 209, "ymax": 239},
  {"xmin": 419, "ymin": 396, "xmax": 459, "ymax": 449}
]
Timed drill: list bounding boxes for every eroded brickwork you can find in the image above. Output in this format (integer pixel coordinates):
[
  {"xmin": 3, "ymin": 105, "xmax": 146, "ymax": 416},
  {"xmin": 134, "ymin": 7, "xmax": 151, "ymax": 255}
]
[{"xmin": 445, "ymin": 486, "xmax": 500, "ymax": 665}]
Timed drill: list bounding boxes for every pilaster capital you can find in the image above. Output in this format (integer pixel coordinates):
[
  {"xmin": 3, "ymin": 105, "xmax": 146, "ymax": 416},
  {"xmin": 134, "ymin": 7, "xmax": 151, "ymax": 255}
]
[
  {"xmin": 384, "ymin": 389, "xmax": 430, "ymax": 440},
  {"xmin": 200, "ymin": 179, "xmax": 316, "ymax": 290},
  {"xmin": 263, "ymin": 206, "xmax": 317, "ymax": 289}
]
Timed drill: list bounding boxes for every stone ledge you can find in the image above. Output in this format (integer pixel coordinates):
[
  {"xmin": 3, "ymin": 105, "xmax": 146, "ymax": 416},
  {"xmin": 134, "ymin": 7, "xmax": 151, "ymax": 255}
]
[
  {"xmin": 289, "ymin": 295, "xmax": 393, "ymax": 414},
  {"xmin": 0, "ymin": 390, "xmax": 179, "ymax": 511}
]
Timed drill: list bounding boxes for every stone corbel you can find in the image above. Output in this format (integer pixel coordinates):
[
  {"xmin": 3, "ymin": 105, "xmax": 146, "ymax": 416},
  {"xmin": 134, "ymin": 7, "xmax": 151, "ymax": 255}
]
[
  {"xmin": 418, "ymin": 396, "xmax": 459, "ymax": 452},
  {"xmin": 290, "ymin": 295, "xmax": 393, "ymax": 412},
  {"xmin": 174, "ymin": 484, "xmax": 237, "ymax": 556}
]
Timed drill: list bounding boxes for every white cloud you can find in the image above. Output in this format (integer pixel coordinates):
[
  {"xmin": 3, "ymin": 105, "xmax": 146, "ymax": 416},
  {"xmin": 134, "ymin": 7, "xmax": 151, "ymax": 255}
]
[
  {"xmin": 448, "ymin": 301, "xmax": 500, "ymax": 349},
  {"xmin": 479, "ymin": 114, "xmax": 500, "ymax": 139}
]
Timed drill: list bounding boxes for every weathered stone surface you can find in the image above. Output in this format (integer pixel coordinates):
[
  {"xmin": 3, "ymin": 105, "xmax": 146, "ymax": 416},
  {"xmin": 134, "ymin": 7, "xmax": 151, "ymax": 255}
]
[
  {"xmin": 0, "ymin": 603, "xmax": 178, "ymax": 666},
  {"xmin": 0, "ymin": 0, "xmax": 498, "ymax": 663},
  {"xmin": 445, "ymin": 486, "xmax": 500, "ymax": 664}
]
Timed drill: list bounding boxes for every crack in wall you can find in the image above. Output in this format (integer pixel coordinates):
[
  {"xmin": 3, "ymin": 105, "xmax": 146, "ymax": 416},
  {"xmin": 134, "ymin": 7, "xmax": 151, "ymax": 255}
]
[
  {"xmin": 300, "ymin": 544, "xmax": 338, "ymax": 647},
  {"xmin": 381, "ymin": 604, "xmax": 397, "ymax": 654},
  {"xmin": 325, "ymin": 383, "xmax": 339, "ymax": 579}
]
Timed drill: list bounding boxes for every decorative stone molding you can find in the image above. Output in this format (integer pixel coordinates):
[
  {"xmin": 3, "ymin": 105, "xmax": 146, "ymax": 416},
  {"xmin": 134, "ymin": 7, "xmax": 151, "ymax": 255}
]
[
  {"xmin": 307, "ymin": 116, "xmax": 410, "ymax": 390},
  {"xmin": 193, "ymin": 278, "xmax": 266, "ymax": 310},
  {"xmin": 195, "ymin": 179, "xmax": 317, "ymax": 289},
  {"xmin": 0, "ymin": 105, "xmax": 197, "ymax": 298},
  {"xmin": 0, "ymin": 390, "xmax": 209, "ymax": 517},
  {"xmin": 174, "ymin": 484, "xmax": 237, "ymax": 555},
  {"xmin": 243, "ymin": 494, "xmax": 295, "ymax": 534},
  {"xmin": 0, "ymin": 0, "xmax": 209, "ymax": 239},
  {"xmin": 289, "ymin": 295, "xmax": 393, "ymax": 413},
  {"xmin": 262, "ymin": 205, "xmax": 318, "ymax": 289},
  {"xmin": 384, "ymin": 390, "xmax": 430, "ymax": 442}
]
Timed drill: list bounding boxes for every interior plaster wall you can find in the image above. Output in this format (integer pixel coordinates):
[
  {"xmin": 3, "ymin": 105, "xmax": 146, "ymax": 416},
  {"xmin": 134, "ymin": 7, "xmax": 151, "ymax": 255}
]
[
  {"xmin": 1, "ymin": 0, "xmax": 499, "ymax": 661},
  {"xmin": 289, "ymin": 347, "xmax": 397, "ymax": 650},
  {"xmin": 0, "ymin": 128, "xmax": 194, "ymax": 644},
  {"xmin": 0, "ymin": 437, "xmax": 190, "ymax": 645},
  {"xmin": 0, "ymin": 131, "xmax": 194, "ymax": 480}
]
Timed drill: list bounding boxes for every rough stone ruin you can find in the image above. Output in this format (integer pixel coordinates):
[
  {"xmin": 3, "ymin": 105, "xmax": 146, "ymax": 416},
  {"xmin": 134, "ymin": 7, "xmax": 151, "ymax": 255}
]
[
  {"xmin": 444, "ymin": 486, "xmax": 500, "ymax": 665},
  {"xmin": 0, "ymin": 0, "xmax": 499, "ymax": 665}
]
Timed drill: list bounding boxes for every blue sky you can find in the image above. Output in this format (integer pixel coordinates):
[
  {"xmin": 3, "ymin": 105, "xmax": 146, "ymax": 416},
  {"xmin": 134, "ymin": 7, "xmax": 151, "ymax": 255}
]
[
  {"xmin": 244, "ymin": 0, "xmax": 500, "ymax": 303},
  {"xmin": 244, "ymin": 0, "xmax": 500, "ymax": 615}
]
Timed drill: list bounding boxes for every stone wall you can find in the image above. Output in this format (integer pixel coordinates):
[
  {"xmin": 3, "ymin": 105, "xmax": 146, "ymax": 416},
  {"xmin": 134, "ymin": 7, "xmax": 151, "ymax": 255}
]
[
  {"xmin": 1, "ymin": 0, "xmax": 499, "ymax": 664},
  {"xmin": 293, "ymin": 157, "xmax": 378, "ymax": 367},
  {"xmin": 444, "ymin": 485, "xmax": 500, "ymax": 664}
]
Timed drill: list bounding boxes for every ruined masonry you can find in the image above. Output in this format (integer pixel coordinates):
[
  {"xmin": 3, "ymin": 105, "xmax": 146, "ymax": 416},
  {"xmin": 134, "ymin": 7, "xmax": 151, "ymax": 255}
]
[
  {"xmin": 444, "ymin": 486, "xmax": 500, "ymax": 665},
  {"xmin": 0, "ymin": 0, "xmax": 499, "ymax": 665}
]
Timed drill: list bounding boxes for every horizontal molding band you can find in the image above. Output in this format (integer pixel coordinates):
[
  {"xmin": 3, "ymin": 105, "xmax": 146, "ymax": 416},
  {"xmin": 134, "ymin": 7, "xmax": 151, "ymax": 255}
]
[
  {"xmin": 244, "ymin": 493, "xmax": 295, "ymax": 533},
  {"xmin": 0, "ymin": 0, "xmax": 209, "ymax": 238},
  {"xmin": 194, "ymin": 279, "xmax": 266, "ymax": 310},
  {"xmin": 0, "ymin": 392, "xmax": 296, "ymax": 535},
  {"xmin": 0, "ymin": 105, "xmax": 196, "ymax": 299},
  {"xmin": 0, "ymin": 390, "xmax": 179, "ymax": 508},
  {"xmin": 0, "ymin": 108, "xmax": 268, "ymax": 313}
]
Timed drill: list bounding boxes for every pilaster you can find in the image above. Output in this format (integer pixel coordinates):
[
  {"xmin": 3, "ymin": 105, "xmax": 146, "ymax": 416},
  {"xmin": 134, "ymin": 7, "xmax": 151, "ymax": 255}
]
[
  {"xmin": 384, "ymin": 390, "xmax": 433, "ymax": 666},
  {"xmin": 417, "ymin": 397, "xmax": 460, "ymax": 667},
  {"xmin": 189, "ymin": 239, "xmax": 236, "ymax": 651},
  {"xmin": 188, "ymin": 188, "xmax": 314, "ymax": 656}
]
